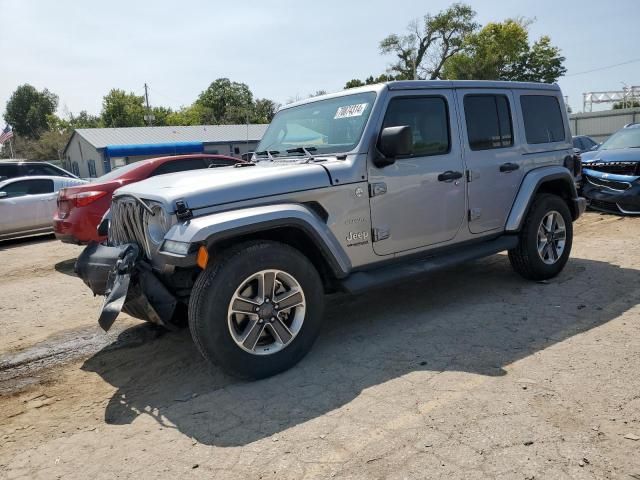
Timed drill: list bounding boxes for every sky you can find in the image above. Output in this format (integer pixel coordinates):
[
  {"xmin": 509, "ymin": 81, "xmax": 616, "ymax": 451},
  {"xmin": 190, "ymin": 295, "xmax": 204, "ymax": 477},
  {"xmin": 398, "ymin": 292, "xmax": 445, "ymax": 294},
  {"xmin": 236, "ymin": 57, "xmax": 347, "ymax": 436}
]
[{"xmin": 1, "ymin": 0, "xmax": 639, "ymax": 121}]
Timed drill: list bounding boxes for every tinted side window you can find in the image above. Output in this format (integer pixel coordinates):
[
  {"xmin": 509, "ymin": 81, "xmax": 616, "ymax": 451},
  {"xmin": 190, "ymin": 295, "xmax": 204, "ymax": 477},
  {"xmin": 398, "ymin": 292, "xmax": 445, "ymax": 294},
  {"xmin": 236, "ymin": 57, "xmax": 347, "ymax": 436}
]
[
  {"xmin": 1, "ymin": 179, "xmax": 54, "ymax": 198},
  {"xmin": 583, "ymin": 137, "xmax": 597, "ymax": 149},
  {"xmin": 520, "ymin": 95, "xmax": 566, "ymax": 144},
  {"xmin": 151, "ymin": 158, "xmax": 208, "ymax": 176},
  {"xmin": 572, "ymin": 138, "xmax": 582, "ymax": 150},
  {"xmin": 464, "ymin": 95, "xmax": 513, "ymax": 150},
  {"xmin": 0, "ymin": 164, "xmax": 20, "ymax": 180},
  {"xmin": 26, "ymin": 164, "xmax": 64, "ymax": 176},
  {"xmin": 382, "ymin": 97, "xmax": 450, "ymax": 156}
]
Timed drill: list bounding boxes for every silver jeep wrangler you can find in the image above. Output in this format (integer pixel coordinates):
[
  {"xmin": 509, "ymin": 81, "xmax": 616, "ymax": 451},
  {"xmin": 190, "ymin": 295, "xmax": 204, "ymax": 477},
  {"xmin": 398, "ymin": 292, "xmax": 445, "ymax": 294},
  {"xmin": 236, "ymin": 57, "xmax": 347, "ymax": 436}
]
[{"xmin": 76, "ymin": 80, "xmax": 586, "ymax": 379}]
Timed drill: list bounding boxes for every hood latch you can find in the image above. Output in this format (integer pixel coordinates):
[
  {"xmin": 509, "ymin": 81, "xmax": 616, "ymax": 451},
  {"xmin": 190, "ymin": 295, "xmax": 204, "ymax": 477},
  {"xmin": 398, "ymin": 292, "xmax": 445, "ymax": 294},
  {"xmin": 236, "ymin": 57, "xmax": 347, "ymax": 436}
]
[{"xmin": 175, "ymin": 200, "xmax": 193, "ymax": 221}]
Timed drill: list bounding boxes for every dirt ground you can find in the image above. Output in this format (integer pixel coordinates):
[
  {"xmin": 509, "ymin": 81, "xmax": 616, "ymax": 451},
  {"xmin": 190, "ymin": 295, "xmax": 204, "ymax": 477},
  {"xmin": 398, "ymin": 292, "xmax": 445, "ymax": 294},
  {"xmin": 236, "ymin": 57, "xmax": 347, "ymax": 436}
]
[{"xmin": 1, "ymin": 213, "xmax": 639, "ymax": 480}]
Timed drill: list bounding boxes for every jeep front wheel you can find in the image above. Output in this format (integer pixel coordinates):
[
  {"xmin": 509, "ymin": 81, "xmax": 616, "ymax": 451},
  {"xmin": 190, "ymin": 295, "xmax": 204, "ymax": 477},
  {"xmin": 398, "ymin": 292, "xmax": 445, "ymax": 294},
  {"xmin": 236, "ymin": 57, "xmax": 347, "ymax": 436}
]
[
  {"xmin": 508, "ymin": 193, "xmax": 573, "ymax": 281},
  {"xmin": 188, "ymin": 241, "xmax": 324, "ymax": 379}
]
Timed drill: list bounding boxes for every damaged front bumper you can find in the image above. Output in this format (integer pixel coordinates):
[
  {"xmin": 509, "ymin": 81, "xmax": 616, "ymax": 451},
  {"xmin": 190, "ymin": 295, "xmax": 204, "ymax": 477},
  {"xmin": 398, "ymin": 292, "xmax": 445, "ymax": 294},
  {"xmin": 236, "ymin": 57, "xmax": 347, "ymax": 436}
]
[
  {"xmin": 581, "ymin": 169, "xmax": 640, "ymax": 215},
  {"xmin": 75, "ymin": 242, "xmax": 178, "ymax": 331}
]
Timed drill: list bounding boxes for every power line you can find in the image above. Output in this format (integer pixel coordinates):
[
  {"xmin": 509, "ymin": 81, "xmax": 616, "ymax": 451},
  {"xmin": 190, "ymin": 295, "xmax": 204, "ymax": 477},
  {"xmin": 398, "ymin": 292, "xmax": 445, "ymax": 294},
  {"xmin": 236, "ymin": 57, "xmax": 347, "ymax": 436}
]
[{"xmin": 565, "ymin": 57, "xmax": 640, "ymax": 77}]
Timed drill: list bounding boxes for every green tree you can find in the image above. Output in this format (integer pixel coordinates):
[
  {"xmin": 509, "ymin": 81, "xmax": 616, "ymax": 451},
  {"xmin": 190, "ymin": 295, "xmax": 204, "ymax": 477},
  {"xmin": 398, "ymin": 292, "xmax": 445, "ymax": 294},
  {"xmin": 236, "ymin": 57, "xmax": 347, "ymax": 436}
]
[
  {"xmin": 613, "ymin": 99, "xmax": 640, "ymax": 110},
  {"xmin": 165, "ymin": 104, "xmax": 208, "ymax": 126},
  {"xmin": 150, "ymin": 106, "xmax": 173, "ymax": 126},
  {"xmin": 508, "ymin": 36, "xmax": 566, "ymax": 83},
  {"xmin": 344, "ymin": 73, "xmax": 397, "ymax": 89},
  {"xmin": 443, "ymin": 19, "xmax": 566, "ymax": 83},
  {"xmin": 67, "ymin": 110, "xmax": 102, "ymax": 129},
  {"xmin": 101, "ymin": 89, "xmax": 146, "ymax": 127},
  {"xmin": 4, "ymin": 84, "xmax": 59, "ymax": 138},
  {"xmin": 442, "ymin": 19, "xmax": 530, "ymax": 80},
  {"xmin": 252, "ymin": 98, "xmax": 278, "ymax": 123},
  {"xmin": 379, "ymin": 3, "xmax": 478, "ymax": 80},
  {"xmin": 195, "ymin": 78, "xmax": 254, "ymax": 124}
]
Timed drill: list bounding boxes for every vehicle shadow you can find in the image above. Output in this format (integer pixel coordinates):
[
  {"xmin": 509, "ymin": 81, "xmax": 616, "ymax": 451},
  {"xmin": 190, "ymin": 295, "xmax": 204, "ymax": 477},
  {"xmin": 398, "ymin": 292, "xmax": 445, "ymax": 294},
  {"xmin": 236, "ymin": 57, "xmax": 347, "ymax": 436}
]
[
  {"xmin": 0, "ymin": 233, "xmax": 55, "ymax": 251},
  {"xmin": 54, "ymin": 258, "xmax": 78, "ymax": 277},
  {"xmin": 81, "ymin": 255, "xmax": 640, "ymax": 447}
]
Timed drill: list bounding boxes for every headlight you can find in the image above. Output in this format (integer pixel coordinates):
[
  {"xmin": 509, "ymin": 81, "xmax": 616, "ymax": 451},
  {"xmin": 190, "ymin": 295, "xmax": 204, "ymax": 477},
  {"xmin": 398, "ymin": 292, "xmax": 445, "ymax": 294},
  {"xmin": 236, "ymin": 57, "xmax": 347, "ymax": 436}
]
[
  {"xmin": 161, "ymin": 239, "xmax": 192, "ymax": 255},
  {"xmin": 145, "ymin": 204, "xmax": 171, "ymax": 246}
]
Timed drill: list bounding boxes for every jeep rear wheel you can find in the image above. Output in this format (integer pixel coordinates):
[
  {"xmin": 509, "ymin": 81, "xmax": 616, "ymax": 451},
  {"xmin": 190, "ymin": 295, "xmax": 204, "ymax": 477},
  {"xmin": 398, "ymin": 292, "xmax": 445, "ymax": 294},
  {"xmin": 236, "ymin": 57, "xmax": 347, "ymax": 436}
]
[
  {"xmin": 508, "ymin": 193, "xmax": 573, "ymax": 281},
  {"xmin": 188, "ymin": 241, "xmax": 324, "ymax": 379}
]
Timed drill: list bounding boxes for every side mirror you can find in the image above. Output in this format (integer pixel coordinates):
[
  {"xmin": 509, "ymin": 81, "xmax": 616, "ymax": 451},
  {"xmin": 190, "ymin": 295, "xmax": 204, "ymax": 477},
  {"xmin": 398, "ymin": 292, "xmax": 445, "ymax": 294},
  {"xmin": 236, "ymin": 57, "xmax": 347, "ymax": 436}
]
[
  {"xmin": 375, "ymin": 126, "xmax": 413, "ymax": 167},
  {"xmin": 0, "ymin": 191, "xmax": 7, "ymax": 199}
]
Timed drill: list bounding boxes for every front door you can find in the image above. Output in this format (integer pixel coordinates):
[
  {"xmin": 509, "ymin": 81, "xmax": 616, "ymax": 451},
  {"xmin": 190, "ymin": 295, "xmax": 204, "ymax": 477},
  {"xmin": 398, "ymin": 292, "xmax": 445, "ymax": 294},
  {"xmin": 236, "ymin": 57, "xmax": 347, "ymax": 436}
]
[
  {"xmin": 368, "ymin": 91, "xmax": 466, "ymax": 256},
  {"xmin": 456, "ymin": 89, "xmax": 524, "ymax": 234},
  {"xmin": 0, "ymin": 179, "xmax": 55, "ymax": 235}
]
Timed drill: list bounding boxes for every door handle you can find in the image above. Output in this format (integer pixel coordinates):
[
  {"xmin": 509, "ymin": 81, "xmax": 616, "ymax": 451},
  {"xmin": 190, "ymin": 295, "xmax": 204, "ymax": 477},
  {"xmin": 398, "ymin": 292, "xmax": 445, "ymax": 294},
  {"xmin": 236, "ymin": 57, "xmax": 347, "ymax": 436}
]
[
  {"xmin": 500, "ymin": 162, "xmax": 520, "ymax": 172},
  {"xmin": 437, "ymin": 170, "xmax": 463, "ymax": 182}
]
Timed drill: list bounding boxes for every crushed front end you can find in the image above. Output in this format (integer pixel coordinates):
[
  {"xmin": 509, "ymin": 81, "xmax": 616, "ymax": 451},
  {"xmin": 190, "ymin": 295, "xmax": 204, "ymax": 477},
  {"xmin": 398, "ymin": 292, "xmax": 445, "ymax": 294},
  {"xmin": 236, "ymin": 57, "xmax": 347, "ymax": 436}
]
[
  {"xmin": 75, "ymin": 195, "xmax": 195, "ymax": 331},
  {"xmin": 581, "ymin": 161, "xmax": 640, "ymax": 215}
]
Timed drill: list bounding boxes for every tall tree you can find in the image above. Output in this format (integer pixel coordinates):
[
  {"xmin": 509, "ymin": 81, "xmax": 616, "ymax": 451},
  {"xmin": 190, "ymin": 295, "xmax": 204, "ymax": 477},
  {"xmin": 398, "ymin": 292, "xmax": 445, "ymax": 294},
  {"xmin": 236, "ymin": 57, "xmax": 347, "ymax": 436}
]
[
  {"xmin": 196, "ymin": 78, "xmax": 254, "ymax": 124},
  {"xmin": 4, "ymin": 84, "xmax": 59, "ymax": 139},
  {"xmin": 252, "ymin": 98, "xmax": 278, "ymax": 123},
  {"xmin": 442, "ymin": 19, "xmax": 530, "ymax": 80},
  {"xmin": 101, "ymin": 89, "xmax": 146, "ymax": 127},
  {"xmin": 150, "ymin": 106, "xmax": 173, "ymax": 126},
  {"xmin": 344, "ymin": 73, "xmax": 397, "ymax": 89},
  {"xmin": 443, "ymin": 20, "xmax": 566, "ymax": 83},
  {"xmin": 379, "ymin": 3, "xmax": 479, "ymax": 80},
  {"xmin": 67, "ymin": 110, "xmax": 102, "ymax": 129},
  {"xmin": 508, "ymin": 36, "xmax": 567, "ymax": 83}
]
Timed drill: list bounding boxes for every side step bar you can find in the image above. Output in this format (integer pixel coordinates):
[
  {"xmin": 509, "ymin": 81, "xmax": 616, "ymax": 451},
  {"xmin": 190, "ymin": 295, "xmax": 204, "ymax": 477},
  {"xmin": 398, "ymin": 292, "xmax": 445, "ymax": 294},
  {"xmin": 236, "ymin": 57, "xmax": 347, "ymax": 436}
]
[{"xmin": 340, "ymin": 235, "xmax": 519, "ymax": 294}]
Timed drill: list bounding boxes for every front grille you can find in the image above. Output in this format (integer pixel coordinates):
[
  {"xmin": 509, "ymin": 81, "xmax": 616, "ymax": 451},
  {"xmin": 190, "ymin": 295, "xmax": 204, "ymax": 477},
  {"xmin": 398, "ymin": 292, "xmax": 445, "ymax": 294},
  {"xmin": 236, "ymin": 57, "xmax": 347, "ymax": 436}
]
[
  {"xmin": 584, "ymin": 162, "xmax": 639, "ymax": 176},
  {"xmin": 109, "ymin": 197, "xmax": 152, "ymax": 257},
  {"xmin": 586, "ymin": 176, "xmax": 631, "ymax": 191}
]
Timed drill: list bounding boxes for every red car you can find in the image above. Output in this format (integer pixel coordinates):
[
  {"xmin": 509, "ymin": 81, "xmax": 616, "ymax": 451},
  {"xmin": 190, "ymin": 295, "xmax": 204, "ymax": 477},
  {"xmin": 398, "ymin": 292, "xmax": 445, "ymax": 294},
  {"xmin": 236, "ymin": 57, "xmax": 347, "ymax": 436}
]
[{"xmin": 54, "ymin": 154, "xmax": 242, "ymax": 244}]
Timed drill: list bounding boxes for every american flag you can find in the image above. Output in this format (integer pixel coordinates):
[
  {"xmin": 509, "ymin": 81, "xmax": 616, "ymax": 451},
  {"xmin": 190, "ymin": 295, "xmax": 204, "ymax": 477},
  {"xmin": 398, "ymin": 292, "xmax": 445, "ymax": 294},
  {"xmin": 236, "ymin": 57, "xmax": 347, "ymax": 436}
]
[{"xmin": 0, "ymin": 125, "xmax": 13, "ymax": 145}]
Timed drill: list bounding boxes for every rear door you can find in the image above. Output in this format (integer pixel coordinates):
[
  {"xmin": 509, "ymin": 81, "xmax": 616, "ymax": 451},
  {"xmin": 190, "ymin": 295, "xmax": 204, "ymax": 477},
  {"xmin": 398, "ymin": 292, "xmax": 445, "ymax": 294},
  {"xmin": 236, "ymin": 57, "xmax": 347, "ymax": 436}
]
[
  {"xmin": 368, "ymin": 90, "xmax": 466, "ymax": 255},
  {"xmin": 457, "ymin": 89, "xmax": 524, "ymax": 234}
]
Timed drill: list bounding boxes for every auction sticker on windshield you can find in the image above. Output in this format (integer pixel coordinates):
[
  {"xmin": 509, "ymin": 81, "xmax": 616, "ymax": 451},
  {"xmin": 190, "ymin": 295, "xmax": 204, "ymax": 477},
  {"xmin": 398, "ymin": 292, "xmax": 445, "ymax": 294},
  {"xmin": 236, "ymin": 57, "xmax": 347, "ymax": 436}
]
[{"xmin": 334, "ymin": 103, "xmax": 369, "ymax": 119}]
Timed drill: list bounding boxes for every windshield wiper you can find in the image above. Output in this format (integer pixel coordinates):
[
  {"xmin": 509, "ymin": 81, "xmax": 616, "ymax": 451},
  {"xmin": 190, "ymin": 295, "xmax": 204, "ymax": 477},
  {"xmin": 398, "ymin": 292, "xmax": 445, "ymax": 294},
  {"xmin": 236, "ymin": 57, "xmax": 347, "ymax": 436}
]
[
  {"xmin": 254, "ymin": 150, "xmax": 280, "ymax": 160},
  {"xmin": 286, "ymin": 146, "xmax": 317, "ymax": 157}
]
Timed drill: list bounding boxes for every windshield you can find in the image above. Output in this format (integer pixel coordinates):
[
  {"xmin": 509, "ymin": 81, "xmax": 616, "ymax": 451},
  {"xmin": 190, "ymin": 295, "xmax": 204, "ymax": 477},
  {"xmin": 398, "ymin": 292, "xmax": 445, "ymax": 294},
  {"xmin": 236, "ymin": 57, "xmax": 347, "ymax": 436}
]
[
  {"xmin": 256, "ymin": 92, "xmax": 377, "ymax": 158},
  {"xmin": 600, "ymin": 127, "xmax": 640, "ymax": 150},
  {"xmin": 97, "ymin": 161, "xmax": 146, "ymax": 182}
]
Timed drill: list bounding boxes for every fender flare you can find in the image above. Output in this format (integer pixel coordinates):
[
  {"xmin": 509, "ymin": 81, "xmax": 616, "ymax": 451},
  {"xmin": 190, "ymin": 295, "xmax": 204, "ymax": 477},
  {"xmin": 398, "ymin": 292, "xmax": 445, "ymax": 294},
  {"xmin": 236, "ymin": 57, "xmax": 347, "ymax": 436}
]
[
  {"xmin": 505, "ymin": 166, "xmax": 580, "ymax": 232},
  {"xmin": 161, "ymin": 203, "xmax": 352, "ymax": 277}
]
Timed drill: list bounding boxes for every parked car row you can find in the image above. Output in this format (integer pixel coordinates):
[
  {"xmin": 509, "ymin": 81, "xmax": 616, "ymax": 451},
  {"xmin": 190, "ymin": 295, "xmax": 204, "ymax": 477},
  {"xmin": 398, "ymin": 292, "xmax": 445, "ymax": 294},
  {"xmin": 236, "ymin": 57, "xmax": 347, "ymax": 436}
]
[{"xmin": 0, "ymin": 154, "xmax": 242, "ymax": 242}]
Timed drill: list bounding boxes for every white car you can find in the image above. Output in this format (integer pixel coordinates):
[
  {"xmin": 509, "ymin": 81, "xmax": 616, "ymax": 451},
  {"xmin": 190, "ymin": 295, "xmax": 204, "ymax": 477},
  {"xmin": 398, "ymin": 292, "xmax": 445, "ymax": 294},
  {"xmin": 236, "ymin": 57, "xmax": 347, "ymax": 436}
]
[{"xmin": 0, "ymin": 175, "xmax": 87, "ymax": 241}]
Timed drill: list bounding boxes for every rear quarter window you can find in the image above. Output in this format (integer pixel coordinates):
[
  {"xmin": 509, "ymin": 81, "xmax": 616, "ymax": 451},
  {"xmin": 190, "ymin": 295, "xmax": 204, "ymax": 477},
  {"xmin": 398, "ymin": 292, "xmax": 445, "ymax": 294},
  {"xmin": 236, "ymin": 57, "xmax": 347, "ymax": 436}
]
[
  {"xmin": 520, "ymin": 95, "xmax": 566, "ymax": 144},
  {"xmin": 0, "ymin": 164, "xmax": 21, "ymax": 180}
]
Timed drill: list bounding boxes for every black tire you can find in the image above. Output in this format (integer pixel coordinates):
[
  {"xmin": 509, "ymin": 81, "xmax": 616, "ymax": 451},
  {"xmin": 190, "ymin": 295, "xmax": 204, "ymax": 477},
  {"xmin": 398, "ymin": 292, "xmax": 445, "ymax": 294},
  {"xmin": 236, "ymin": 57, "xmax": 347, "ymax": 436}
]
[
  {"xmin": 188, "ymin": 240, "xmax": 324, "ymax": 379},
  {"xmin": 508, "ymin": 193, "xmax": 573, "ymax": 281}
]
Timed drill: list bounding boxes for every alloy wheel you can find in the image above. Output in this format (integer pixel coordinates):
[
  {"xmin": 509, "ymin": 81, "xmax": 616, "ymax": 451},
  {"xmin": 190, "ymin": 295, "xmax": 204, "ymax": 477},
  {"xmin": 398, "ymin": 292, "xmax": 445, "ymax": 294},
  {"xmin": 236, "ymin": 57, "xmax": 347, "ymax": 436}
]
[
  {"xmin": 536, "ymin": 210, "xmax": 566, "ymax": 265},
  {"xmin": 227, "ymin": 269, "xmax": 306, "ymax": 355}
]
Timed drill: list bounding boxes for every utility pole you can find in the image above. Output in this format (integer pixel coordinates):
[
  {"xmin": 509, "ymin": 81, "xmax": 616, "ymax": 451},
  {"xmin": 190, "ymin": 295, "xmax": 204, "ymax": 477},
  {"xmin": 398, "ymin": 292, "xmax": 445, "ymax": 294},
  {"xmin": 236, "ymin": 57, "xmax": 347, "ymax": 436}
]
[{"xmin": 144, "ymin": 83, "xmax": 154, "ymax": 126}]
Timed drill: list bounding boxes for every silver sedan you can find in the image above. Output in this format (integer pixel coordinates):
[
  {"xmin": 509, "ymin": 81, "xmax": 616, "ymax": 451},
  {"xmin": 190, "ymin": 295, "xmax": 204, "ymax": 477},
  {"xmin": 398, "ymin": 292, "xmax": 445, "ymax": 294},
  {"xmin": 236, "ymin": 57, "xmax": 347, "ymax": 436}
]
[{"xmin": 0, "ymin": 175, "xmax": 87, "ymax": 241}]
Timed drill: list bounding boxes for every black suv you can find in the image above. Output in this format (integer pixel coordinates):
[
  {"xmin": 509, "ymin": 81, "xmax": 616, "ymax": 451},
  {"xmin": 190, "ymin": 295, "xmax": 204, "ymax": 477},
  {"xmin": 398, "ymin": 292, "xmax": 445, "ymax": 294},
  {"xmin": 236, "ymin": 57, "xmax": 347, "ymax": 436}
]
[{"xmin": 0, "ymin": 161, "xmax": 78, "ymax": 181}]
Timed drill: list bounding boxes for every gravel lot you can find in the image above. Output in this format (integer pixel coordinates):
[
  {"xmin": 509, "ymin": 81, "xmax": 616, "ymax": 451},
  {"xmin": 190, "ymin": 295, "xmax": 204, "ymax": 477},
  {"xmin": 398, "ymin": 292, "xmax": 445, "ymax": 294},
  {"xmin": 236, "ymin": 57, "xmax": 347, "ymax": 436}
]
[{"xmin": 1, "ymin": 212, "xmax": 639, "ymax": 479}]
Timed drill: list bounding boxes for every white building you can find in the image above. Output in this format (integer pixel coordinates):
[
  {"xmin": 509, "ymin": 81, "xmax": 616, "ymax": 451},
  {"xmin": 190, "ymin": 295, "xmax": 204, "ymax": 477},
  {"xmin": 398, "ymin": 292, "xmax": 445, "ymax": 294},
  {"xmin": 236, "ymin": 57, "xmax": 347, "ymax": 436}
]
[{"xmin": 62, "ymin": 124, "xmax": 268, "ymax": 178}]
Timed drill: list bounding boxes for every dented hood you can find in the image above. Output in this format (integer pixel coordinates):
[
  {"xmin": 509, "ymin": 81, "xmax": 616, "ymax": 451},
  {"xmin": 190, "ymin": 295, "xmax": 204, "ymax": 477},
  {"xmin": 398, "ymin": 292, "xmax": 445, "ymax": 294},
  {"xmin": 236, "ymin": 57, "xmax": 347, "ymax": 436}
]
[{"xmin": 113, "ymin": 162, "xmax": 332, "ymax": 211}]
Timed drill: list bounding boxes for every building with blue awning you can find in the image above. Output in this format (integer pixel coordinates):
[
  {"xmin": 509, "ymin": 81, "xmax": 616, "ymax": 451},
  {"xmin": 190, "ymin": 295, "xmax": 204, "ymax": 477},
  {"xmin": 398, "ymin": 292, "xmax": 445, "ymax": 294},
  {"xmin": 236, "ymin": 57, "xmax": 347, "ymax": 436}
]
[{"xmin": 62, "ymin": 124, "xmax": 268, "ymax": 178}]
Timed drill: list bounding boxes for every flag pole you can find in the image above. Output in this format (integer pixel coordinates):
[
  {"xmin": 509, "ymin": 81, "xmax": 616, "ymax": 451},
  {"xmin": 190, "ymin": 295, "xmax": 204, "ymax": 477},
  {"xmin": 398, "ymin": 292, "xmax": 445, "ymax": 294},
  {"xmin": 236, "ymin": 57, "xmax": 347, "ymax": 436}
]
[{"xmin": 9, "ymin": 136, "xmax": 15, "ymax": 159}]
